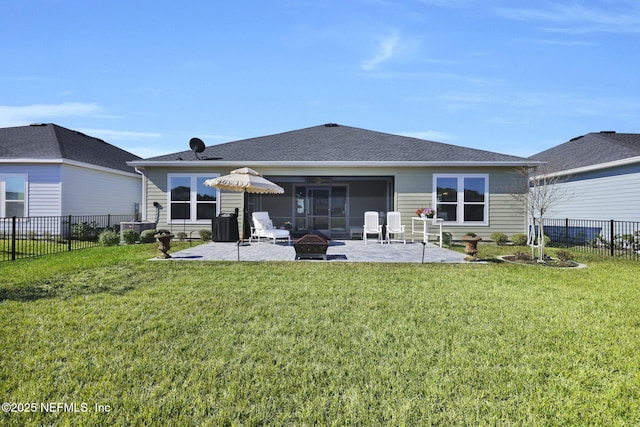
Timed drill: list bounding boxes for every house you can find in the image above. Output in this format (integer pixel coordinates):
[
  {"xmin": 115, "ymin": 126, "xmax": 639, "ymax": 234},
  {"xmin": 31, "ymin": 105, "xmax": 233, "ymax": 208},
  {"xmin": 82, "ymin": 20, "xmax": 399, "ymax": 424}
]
[
  {"xmin": 128, "ymin": 123, "xmax": 538, "ymax": 240},
  {"xmin": 528, "ymin": 131, "xmax": 640, "ymax": 222},
  {"xmin": 0, "ymin": 123, "xmax": 142, "ymax": 219}
]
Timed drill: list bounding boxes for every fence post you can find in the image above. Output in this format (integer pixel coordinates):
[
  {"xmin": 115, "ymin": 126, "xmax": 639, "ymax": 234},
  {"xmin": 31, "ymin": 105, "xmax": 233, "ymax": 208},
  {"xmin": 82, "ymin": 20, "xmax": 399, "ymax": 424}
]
[
  {"xmin": 610, "ymin": 219, "xmax": 615, "ymax": 257},
  {"xmin": 11, "ymin": 216, "xmax": 17, "ymax": 261},
  {"xmin": 107, "ymin": 214, "xmax": 111, "ymax": 229},
  {"xmin": 68, "ymin": 215, "xmax": 73, "ymax": 252},
  {"xmin": 564, "ymin": 218, "xmax": 569, "ymax": 248}
]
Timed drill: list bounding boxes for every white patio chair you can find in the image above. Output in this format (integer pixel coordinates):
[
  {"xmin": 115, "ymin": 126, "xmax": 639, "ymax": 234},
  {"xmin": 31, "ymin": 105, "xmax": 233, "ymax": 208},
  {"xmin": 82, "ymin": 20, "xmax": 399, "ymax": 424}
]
[
  {"xmin": 251, "ymin": 212, "xmax": 291, "ymax": 245},
  {"xmin": 386, "ymin": 211, "xmax": 406, "ymax": 244},
  {"xmin": 363, "ymin": 211, "xmax": 383, "ymax": 244}
]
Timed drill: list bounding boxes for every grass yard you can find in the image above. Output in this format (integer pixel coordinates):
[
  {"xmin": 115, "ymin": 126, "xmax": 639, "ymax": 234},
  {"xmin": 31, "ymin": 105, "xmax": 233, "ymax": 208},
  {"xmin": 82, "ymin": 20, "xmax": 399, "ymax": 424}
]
[
  {"xmin": 1, "ymin": 243, "xmax": 639, "ymax": 426},
  {"xmin": 0, "ymin": 238, "xmax": 69, "ymax": 262}
]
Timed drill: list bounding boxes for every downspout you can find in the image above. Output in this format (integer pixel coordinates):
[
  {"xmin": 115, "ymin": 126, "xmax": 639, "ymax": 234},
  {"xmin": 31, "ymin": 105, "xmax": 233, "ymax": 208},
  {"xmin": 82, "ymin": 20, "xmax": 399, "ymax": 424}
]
[{"xmin": 134, "ymin": 167, "xmax": 147, "ymax": 222}]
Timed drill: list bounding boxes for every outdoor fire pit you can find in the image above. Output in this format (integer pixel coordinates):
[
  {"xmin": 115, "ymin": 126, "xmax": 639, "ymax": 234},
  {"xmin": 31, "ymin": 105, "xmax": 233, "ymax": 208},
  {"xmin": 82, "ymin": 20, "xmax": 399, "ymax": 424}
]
[{"xmin": 294, "ymin": 234, "xmax": 329, "ymax": 260}]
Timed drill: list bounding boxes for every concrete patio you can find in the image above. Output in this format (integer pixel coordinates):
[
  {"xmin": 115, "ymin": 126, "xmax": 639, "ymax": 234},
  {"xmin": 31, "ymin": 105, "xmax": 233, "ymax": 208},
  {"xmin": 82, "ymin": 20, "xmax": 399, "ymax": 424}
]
[{"xmin": 163, "ymin": 240, "xmax": 469, "ymax": 263}]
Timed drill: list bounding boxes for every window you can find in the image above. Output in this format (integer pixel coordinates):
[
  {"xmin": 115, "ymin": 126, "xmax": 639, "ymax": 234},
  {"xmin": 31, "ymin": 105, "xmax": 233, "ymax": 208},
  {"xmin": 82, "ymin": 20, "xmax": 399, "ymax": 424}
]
[
  {"xmin": 168, "ymin": 174, "xmax": 219, "ymax": 222},
  {"xmin": 434, "ymin": 174, "xmax": 488, "ymax": 225},
  {"xmin": 2, "ymin": 175, "xmax": 27, "ymax": 217}
]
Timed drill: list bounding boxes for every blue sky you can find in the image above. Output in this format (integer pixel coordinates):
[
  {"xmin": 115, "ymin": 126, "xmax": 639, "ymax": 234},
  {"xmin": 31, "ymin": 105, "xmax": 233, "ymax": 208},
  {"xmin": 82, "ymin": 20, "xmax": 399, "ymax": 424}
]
[{"xmin": 2, "ymin": 0, "xmax": 639, "ymax": 158}]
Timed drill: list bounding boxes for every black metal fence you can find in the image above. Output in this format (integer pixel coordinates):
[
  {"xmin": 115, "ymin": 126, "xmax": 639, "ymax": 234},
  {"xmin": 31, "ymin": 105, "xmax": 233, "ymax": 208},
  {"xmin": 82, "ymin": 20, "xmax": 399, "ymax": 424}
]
[
  {"xmin": 543, "ymin": 218, "xmax": 640, "ymax": 259},
  {"xmin": 0, "ymin": 214, "xmax": 136, "ymax": 262}
]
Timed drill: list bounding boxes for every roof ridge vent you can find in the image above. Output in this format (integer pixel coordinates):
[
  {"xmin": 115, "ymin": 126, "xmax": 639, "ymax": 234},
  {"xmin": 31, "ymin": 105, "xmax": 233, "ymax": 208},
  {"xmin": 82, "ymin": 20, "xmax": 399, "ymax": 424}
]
[
  {"xmin": 324, "ymin": 123, "xmax": 338, "ymax": 127},
  {"xmin": 600, "ymin": 130, "xmax": 616, "ymax": 134}
]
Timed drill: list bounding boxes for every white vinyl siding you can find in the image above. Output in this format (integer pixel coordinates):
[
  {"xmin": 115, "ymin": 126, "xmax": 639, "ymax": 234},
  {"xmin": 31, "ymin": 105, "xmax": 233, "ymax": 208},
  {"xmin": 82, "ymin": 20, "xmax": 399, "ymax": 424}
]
[
  {"xmin": 543, "ymin": 168, "xmax": 640, "ymax": 222},
  {"xmin": 0, "ymin": 165, "xmax": 62, "ymax": 216},
  {"xmin": 61, "ymin": 164, "xmax": 141, "ymax": 215}
]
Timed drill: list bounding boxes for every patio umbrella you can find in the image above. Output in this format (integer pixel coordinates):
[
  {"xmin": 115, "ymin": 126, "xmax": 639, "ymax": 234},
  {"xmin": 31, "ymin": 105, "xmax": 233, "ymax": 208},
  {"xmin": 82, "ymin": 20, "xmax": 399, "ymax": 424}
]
[{"xmin": 204, "ymin": 167, "xmax": 284, "ymax": 246}]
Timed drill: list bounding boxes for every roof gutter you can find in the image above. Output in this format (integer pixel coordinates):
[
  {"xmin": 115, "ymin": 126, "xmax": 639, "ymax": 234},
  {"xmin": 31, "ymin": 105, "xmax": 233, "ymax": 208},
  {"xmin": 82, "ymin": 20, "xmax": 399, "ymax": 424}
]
[
  {"xmin": 2, "ymin": 158, "xmax": 142, "ymax": 178},
  {"xmin": 128, "ymin": 160, "xmax": 542, "ymax": 168},
  {"xmin": 531, "ymin": 155, "xmax": 640, "ymax": 180}
]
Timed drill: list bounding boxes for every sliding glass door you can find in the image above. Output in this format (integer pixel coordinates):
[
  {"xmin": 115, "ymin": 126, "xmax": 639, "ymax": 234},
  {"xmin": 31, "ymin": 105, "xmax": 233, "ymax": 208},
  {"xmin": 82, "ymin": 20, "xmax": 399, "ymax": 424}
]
[{"xmin": 295, "ymin": 185, "xmax": 347, "ymax": 237}]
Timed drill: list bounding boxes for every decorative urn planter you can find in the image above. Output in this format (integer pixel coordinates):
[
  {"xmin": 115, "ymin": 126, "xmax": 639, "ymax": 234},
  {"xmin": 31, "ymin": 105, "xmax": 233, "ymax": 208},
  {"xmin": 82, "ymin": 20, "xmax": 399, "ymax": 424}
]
[
  {"xmin": 154, "ymin": 230, "xmax": 175, "ymax": 258},
  {"xmin": 461, "ymin": 234, "xmax": 482, "ymax": 256}
]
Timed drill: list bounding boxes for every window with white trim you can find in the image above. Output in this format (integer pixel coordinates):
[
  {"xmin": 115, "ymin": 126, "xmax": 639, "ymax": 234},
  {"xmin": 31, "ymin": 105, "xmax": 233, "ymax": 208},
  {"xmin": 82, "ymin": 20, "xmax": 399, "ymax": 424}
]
[
  {"xmin": 434, "ymin": 174, "xmax": 488, "ymax": 225},
  {"xmin": 1, "ymin": 175, "xmax": 27, "ymax": 217},
  {"xmin": 168, "ymin": 174, "xmax": 219, "ymax": 223}
]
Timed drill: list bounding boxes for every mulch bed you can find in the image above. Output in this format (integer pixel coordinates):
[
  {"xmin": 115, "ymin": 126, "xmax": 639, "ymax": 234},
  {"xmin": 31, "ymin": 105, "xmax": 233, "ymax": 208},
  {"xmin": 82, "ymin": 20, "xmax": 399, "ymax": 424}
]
[{"xmin": 499, "ymin": 255, "xmax": 582, "ymax": 268}]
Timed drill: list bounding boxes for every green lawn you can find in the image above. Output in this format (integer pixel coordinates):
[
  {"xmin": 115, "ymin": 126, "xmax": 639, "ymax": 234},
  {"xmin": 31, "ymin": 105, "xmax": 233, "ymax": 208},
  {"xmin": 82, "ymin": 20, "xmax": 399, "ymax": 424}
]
[{"xmin": 1, "ymin": 244, "xmax": 639, "ymax": 426}]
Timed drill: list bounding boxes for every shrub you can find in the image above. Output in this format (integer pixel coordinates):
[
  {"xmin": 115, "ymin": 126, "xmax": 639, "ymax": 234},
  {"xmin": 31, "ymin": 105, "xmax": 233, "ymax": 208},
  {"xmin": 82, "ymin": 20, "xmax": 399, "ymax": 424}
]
[
  {"xmin": 199, "ymin": 229, "xmax": 212, "ymax": 241},
  {"xmin": 555, "ymin": 249, "xmax": 573, "ymax": 261},
  {"xmin": 513, "ymin": 251, "xmax": 532, "ymax": 261},
  {"xmin": 98, "ymin": 230, "xmax": 120, "ymax": 246},
  {"xmin": 176, "ymin": 232, "xmax": 187, "ymax": 241},
  {"xmin": 73, "ymin": 221, "xmax": 100, "ymax": 241},
  {"xmin": 511, "ymin": 233, "xmax": 527, "ymax": 246},
  {"xmin": 140, "ymin": 229, "xmax": 157, "ymax": 243},
  {"xmin": 121, "ymin": 229, "xmax": 139, "ymax": 245},
  {"xmin": 490, "ymin": 232, "xmax": 508, "ymax": 245}
]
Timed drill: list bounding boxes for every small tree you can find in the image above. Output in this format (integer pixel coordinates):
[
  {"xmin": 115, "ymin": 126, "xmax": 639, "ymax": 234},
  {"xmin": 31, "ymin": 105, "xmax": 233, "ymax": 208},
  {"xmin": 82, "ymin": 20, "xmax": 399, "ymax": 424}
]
[{"xmin": 516, "ymin": 165, "xmax": 572, "ymax": 262}]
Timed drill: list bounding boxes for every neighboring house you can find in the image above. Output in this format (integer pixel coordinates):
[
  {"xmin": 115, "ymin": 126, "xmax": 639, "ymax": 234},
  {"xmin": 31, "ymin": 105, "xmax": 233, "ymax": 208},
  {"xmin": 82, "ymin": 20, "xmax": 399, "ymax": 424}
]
[
  {"xmin": 128, "ymin": 123, "xmax": 538, "ymax": 240},
  {"xmin": 529, "ymin": 131, "xmax": 640, "ymax": 222},
  {"xmin": 0, "ymin": 123, "xmax": 142, "ymax": 219}
]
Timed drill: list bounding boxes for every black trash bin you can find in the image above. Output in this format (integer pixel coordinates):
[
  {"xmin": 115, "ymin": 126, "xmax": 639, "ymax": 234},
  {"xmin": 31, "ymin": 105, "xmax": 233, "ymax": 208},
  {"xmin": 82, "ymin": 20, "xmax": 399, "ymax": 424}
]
[{"xmin": 212, "ymin": 212, "xmax": 239, "ymax": 242}]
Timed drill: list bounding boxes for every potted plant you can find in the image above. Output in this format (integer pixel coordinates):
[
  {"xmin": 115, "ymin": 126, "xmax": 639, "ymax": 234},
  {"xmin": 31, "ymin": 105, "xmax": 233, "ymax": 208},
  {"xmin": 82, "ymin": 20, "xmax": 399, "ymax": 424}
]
[
  {"xmin": 461, "ymin": 232, "xmax": 482, "ymax": 256},
  {"xmin": 415, "ymin": 208, "xmax": 435, "ymax": 218},
  {"xmin": 154, "ymin": 229, "xmax": 174, "ymax": 258}
]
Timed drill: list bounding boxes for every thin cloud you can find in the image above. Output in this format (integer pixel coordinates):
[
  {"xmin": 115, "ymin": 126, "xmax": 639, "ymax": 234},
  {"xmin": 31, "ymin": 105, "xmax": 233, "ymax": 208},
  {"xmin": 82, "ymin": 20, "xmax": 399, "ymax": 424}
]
[
  {"xmin": 416, "ymin": 0, "xmax": 475, "ymax": 6},
  {"xmin": 79, "ymin": 129, "xmax": 162, "ymax": 141},
  {"xmin": 496, "ymin": 3, "xmax": 640, "ymax": 34},
  {"xmin": 399, "ymin": 130, "xmax": 454, "ymax": 142},
  {"xmin": 361, "ymin": 33, "xmax": 401, "ymax": 71},
  {"xmin": 525, "ymin": 38, "xmax": 595, "ymax": 47},
  {"xmin": 0, "ymin": 102, "xmax": 104, "ymax": 127}
]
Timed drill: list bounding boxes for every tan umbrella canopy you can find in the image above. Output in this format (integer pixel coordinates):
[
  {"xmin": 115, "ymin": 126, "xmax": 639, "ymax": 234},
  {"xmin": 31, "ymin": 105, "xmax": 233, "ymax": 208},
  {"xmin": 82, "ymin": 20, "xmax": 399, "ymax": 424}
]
[
  {"xmin": 204, "ymin": 167, "xmax": 284, "ymax": 245},
  {"xmin": 204, "ymin": 167, "xmax": 284, "ymax": 194}
]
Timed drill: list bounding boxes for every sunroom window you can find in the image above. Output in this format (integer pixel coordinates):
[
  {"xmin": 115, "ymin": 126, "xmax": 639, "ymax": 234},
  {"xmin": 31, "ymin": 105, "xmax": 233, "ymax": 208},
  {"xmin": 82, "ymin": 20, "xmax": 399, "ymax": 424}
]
[
  {"xmin": 434, "ymin": 174, "xmax": 488, "ymax": 225},
  {"xmin": 168, "ymin": 174, "xmax": 219, "ymax": 223}
]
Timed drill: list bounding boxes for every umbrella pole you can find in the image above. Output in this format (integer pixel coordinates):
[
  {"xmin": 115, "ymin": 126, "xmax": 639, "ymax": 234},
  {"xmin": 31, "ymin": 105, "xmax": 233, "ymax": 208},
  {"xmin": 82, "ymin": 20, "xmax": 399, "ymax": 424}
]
[
  {"xmin": 237, "ymin": 191, "xmax": 250, "ymax": 248},
  {"xmin": 240, "ymin": 191, "xmax": 250, "ymax": 246}
]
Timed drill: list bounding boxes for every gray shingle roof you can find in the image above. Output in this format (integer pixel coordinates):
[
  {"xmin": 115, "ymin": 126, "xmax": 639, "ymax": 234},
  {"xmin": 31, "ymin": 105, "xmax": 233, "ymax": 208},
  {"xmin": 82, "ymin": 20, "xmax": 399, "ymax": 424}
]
[
  {"xmin": 529, "ymin": 132, "xmax": 640, "ymax": 174},
  {"xmin": 0, "ymin": 123, "xmax": 141, "ymax": 173},
  {"xmin": 143, "ymin": 123, "xmax": 528, "ymax": 163}
]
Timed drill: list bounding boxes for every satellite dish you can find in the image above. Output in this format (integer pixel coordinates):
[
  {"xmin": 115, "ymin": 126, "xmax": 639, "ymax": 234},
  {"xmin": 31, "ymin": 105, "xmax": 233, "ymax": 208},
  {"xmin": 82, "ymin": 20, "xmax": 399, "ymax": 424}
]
[{"xmin": 189, "ymin": 138, "xmax": 205, "ymax": 159}]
